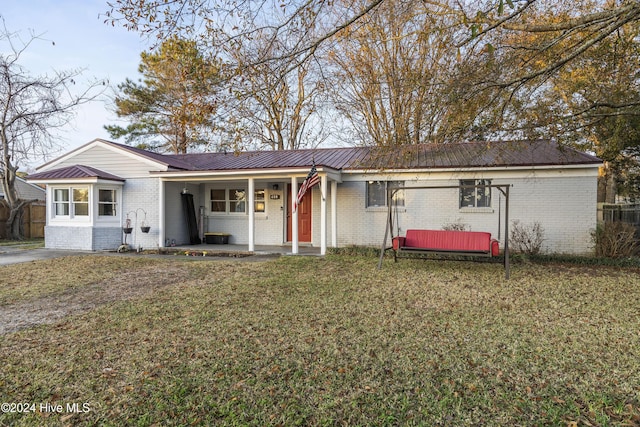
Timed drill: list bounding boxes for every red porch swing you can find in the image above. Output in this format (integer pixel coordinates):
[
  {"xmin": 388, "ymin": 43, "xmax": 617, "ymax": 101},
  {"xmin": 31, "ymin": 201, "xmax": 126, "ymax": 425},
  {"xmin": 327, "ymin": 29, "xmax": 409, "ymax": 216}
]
[{"xmin": 377, "ymin": 183, "xmax": 512, "ymax": 279}]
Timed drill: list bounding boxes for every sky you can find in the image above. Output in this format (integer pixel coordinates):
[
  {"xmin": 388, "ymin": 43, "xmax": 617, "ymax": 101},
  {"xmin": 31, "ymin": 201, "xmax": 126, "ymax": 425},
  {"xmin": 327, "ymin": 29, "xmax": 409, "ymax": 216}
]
[{"xmin": 1, "ymin": 0, "xmax": 151, "ymax": 171}]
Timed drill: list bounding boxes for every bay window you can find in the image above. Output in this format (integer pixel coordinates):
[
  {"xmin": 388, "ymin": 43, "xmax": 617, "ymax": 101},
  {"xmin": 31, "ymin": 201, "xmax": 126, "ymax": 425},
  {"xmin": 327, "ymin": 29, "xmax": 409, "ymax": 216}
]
[
  {"xmin": 53, "ymin": 186, "xmax": 89, "ymax": 218},
  {"xmin": 53, "ymin": 189, "xmax": 70, "ymax": 216},
  {"xmin": 73, "ymin": 188, "xmax": 89, "ymax": 216}
]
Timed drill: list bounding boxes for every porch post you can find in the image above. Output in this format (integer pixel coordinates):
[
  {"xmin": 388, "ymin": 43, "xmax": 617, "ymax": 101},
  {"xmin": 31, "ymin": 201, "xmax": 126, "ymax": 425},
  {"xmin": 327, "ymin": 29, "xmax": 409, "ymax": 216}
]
[
  {"xmin": 320, "ymin": 175, "xmax": 327, "ymax": 255},
  {"xmin": 248, "ymin": 177, "xmax": 255, "ymax": 252},
  {"xmin": 331, "ymin": 180, "xmax": 338, "ymax": 248},
  {"xmin": 158, "ymin": 178, "xmax": 165, "ymax": 248},
  {"xmin": 291, "ymin": 176, "xmax": 299, "ymax": 254}
]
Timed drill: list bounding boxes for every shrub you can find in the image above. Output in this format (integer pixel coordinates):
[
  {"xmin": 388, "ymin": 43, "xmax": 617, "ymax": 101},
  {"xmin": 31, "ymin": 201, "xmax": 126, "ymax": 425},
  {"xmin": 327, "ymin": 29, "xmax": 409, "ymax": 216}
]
[
  {"xmin": 442, "ymin": 220, "xmax": 470, "ymax": 231},
  {"xmin": 510, "ymin": 220, "xmax": 545, "ymax": 255},
  {"xmin": 591, "ymin": 221, "xmax": 638, "ymax": 258}
]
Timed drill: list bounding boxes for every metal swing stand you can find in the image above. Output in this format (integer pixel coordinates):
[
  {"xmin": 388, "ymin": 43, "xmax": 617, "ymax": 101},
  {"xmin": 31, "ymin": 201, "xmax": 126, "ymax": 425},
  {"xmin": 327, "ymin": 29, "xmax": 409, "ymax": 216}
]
[{"xmin": 377, "ymin": 184, "xmax": 512, "ymax": 280}]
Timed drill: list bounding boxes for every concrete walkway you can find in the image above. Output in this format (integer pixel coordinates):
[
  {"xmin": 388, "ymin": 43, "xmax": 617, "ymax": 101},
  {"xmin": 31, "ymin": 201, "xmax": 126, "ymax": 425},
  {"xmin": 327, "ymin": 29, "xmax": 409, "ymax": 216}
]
[
  {"xmin": 0, "ymin": 245, "xmax": 91, "ymax": 266},
  {"xmin": 0, "ymin": 243, "xmax": 323, "ymax": 266}
]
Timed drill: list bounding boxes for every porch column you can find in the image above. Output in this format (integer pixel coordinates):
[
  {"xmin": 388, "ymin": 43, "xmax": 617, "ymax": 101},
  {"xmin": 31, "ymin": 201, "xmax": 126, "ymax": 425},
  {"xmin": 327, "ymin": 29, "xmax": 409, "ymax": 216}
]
[
  {"xmin": 291, "ymin": 176, "xmax": 299, "ymax": 254},
  {"xmin": 331, "ymin": 180, "xmax": 338, "ymax": 247},
  {"xmin": 158, "ymin": 178, "xmax": 165, "ymax": 248},
  {"xmin": 248, "ymin": 177, "xmax": 255, "ymax": 252},
  {"xmin": 320, "ymin": 175, "xmax": 327, "ymax": 255}
]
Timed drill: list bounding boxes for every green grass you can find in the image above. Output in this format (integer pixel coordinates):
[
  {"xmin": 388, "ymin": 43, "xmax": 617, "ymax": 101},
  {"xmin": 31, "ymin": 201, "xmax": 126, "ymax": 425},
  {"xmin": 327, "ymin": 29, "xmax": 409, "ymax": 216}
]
[
  {"xmin": 1, "ymin": 255, "xmax": 639, "ymax": 426},
  {"xmin": 0, "ymin": 238, "xmax": 44, "ymax": 249}
]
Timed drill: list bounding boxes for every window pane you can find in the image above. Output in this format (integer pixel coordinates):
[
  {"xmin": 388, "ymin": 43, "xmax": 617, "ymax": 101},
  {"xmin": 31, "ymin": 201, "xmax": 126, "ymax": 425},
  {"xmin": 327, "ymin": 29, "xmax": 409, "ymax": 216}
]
[
  {"xmin": 210, "ymin": 189, "xmax": 226, "ymax": 212},
  {"xmin": 54, "ymin": 189, "xmax": 69, "ymax": 202},
  {"xmin": 477, "ymin": 180, "xmax": 491, "ymax": 207},
  {"xmin": 99, "ymin": 203, "xmax": 115, "ymax": 216},
  {"xmin": 210, "ymin": 189, "xmax": 225, "ymax": 200},
  {"xmin": 255, "ymin": 189, "xmax": 265, "ymax": 212},
  {"xmin": 460, "ymin": 180, "xmax": 475, "ymax": 208},
  {"xmin": 55, "ymin": 202, "xmax": 69, "ymax": 216},
  {"xmin": 73, "ymin": 188, "xmax": 89, "ymax": 202},
  {"xmin": 367, "ymin": 181, "xmax": 386, "ymax": 207},
  {"xmin": 74, "ymin": 202, "xmax": 89, "ymax": 216},
  {"xmin": 230, "ymin": 189, "xmax": 245, "ymax": 212},
  {"xmin": 99, "ymin": 189, "xmax": 115, "ymax": 203},
  {"xmin": 211, "ymin": 201, "xmax": 225, "ymax": 212}
]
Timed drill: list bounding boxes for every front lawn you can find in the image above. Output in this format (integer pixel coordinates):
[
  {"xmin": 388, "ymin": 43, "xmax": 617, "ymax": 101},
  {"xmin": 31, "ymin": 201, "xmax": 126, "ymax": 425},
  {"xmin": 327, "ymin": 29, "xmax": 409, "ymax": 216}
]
[{"xmin": 1, "ymin": 255, "xmax": 638, "ymax": 426}]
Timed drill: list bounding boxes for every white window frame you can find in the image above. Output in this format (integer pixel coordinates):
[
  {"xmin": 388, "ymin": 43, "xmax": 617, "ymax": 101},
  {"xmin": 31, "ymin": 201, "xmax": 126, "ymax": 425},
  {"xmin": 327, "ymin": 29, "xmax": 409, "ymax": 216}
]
[
  {"xmin": 51, "ymin": 186, "xmax": 91, "ymax": 221},
  {"xmin": 208, "ymin": 186, "xmax": 266, "ymax": 215},
  {"xmin": 95, "ymin": 186, "xmax": 122, "ymax": 226},
  {"xmin": 366, "ymin": 181, "xmax": 405, "ymax": 208},
  {"xmin": 459, "ymin": 179, "xmax": 492, "ymax": 209},
  {"xmin": 97, "ymin": 188, "xmax": 118, "ymax": 217}
]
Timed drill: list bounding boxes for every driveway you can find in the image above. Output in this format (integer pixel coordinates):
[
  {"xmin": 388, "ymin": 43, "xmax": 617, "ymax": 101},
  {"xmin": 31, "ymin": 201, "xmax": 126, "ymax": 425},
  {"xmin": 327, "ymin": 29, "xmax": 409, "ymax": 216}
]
[
  {"xmin": 0, "ymin": 245, "xmax": 89, "ymax": 266},
  {"xmin": 0, "ymin": 244, "xmax": 287, "ymax": 266}
]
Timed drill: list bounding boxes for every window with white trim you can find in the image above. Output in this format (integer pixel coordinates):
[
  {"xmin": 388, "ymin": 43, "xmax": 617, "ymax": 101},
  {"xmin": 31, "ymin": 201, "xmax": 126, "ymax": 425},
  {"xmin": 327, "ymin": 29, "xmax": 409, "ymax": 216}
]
[
  {"xmin": 98, "ymin": 189, "xmax": 117, "ymax": 217},
  {"xmin": 459, "ymin": 179, "xmax": 491, "ymax": 208},
  {"xmin": 73, "ymin": 188, "xmax": 89, "ymax": 216},
  {"xmin": 254, "ymin": 189, "xmax": 265, "ymax": 213},
  {"xmin": 52, "ymin": 186, "xmax": 90, "ymax": 218},
  {"xmin": 366, "ymin": 181, "xmax": 404, "ymax": 208},
  {"xmin": 209, "ymin": 188, "xmax": 266, "ymax": 214},
  {"xmin": 210, "ymin": 189, "xmax": 226, "ymax": 212},
  {"xmin": 230, "ymin": 189, "xmax": 246, "ymax": 212},
  {"xmin": 53, "ymin": 188, "xmax": 70, "ymax": 216}
]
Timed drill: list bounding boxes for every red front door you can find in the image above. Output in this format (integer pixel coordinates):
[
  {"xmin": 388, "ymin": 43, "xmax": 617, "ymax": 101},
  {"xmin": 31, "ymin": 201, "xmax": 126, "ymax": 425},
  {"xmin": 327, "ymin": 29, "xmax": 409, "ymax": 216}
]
[{"xmin": 287, "ymin": 184, "xmax": 312, "ymax": 243}]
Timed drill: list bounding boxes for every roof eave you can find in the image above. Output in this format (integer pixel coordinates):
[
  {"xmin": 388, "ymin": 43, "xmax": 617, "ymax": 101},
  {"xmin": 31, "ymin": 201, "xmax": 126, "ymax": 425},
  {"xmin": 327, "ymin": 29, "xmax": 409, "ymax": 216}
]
[
  {"xmin": 150, "ymin": 166, "xmax": 342, "ymax": 180},
  {"xmin": 344, "ymin": 162, "xmax": 603, "ymax": 174},
  {"xmin": 27, "ymin": 177, "xmax": 125, "ymax": 185}
]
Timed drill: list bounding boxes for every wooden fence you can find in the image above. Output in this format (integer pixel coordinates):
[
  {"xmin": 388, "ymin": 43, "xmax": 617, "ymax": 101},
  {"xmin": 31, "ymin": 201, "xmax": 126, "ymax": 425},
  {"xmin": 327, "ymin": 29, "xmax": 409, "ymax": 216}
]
[{"xmin": 0, "ymin": 201, "xmax": 46, "ymax": 239}]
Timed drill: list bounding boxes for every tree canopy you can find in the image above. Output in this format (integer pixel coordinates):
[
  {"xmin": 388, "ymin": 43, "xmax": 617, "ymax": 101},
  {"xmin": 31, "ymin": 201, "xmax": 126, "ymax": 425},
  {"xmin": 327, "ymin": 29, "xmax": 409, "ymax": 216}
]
[
  {"xmin": 1, "ymin": 23, "xmax": 104, "ymax": 239},
  {"xmin": 106, "ymin": 36, "xmax": 223, "ymax": 153},
  {"xmin": 105, "ymin": 0, "xmax": 640, "ymax": 198}
]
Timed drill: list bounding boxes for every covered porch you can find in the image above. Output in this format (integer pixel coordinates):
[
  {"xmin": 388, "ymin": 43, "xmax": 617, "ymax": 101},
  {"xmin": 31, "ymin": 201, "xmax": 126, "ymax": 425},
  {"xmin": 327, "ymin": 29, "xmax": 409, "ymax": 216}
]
[{"xmin": 152, "ymin": 167, "xmax": 342, "ymax": 255}]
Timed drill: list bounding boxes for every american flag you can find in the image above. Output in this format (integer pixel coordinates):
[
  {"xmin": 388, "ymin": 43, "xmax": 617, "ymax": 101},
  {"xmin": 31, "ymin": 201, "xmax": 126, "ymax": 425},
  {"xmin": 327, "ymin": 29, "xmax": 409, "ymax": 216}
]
[{"xmin": 294, "ymin": 163, "xmax": 320, "ymax": 212}]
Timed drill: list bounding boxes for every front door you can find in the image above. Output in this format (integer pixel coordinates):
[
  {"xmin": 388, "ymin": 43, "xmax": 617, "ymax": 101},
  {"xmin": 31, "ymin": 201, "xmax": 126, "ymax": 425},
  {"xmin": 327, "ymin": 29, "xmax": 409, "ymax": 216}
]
[{"xmin": 286, "ymin": 184, "xmax": 312, "ymax": 243}]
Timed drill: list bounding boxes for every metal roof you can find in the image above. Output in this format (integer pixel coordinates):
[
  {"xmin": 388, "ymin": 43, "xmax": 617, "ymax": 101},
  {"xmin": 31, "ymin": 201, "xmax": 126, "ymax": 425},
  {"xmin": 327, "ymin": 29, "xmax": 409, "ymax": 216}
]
[
  {"xmin": 28, "ymin": 140, "xmax": 601, "ymax": 182},
  {"xmin": 166, "ymin": 140, "xmax": 600, "ymax": 172},
  {"xmin": 169, "ymin": 146, "xmax": 371, "ymax": 171},
  {"xmin": 27, "ymin": 165, "xmax": 125, "ymax": 182}
]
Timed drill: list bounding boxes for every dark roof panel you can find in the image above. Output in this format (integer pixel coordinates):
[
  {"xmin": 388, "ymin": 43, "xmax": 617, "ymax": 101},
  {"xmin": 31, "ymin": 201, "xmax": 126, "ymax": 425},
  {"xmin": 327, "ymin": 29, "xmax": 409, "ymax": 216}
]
[
  {"xmin": 32, "ymin": 140, "xmax": 601, "ymax": 181},
  {"xmin": 27, "ymin": 165, "xmax": 125, "ymax": 182},
  {"xmin": 164, "ymin": 140, "xmax": 599, "ymax": 172}
]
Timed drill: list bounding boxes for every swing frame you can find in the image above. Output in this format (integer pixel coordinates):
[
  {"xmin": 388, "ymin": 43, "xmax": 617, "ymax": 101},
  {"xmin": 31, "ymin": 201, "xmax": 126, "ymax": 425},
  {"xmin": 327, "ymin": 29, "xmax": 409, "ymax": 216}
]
[{"xmin": 377, "ymin": 183, "xmax": 512, "ymax": 279}]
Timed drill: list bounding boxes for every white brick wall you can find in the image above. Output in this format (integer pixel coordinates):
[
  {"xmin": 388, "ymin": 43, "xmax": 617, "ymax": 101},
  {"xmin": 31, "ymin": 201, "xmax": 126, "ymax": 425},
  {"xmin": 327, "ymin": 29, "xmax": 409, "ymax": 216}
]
[
  {"xmin": 44, "ymin": 166, "xmax": 598, "ymax": 255},
  {"xmin": 45, "ymin": 226, "xmax": 121, "ymax": 251},
  {"xmin": 45, "ymin": 226, "xmax": 93, "ymax": 250},
  {"xmin": 120, "ymin": 178, "xmax": 161, "ymax": 250},
  {"xmin": 333, "ymin": 171, "xmax": 598, "ymax": 255}
]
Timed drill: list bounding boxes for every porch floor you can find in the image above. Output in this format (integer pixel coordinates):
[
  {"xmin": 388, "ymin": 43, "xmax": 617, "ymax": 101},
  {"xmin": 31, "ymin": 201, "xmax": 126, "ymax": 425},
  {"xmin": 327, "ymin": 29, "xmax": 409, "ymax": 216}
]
[{"xmin": 169, "ymin": 244, "xmax": 323, "ymax": 256}]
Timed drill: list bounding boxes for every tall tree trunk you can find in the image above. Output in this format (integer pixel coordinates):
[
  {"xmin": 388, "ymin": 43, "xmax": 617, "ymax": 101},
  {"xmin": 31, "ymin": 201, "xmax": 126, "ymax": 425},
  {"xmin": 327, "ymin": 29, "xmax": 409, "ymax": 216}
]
[{"xmin": 5, "ymin": 203, "xmax": 25, "ymax": 240}]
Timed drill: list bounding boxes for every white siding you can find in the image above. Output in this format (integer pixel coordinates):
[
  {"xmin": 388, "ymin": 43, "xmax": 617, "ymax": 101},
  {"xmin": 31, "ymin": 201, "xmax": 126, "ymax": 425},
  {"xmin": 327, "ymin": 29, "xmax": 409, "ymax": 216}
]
[
  {"xmin": 41, "ymin": 144, "xmax": 166, "ymax": 178},
  {"xmin": 13, "ymin": 178, "xmax": 46, "ymax": 200}
]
